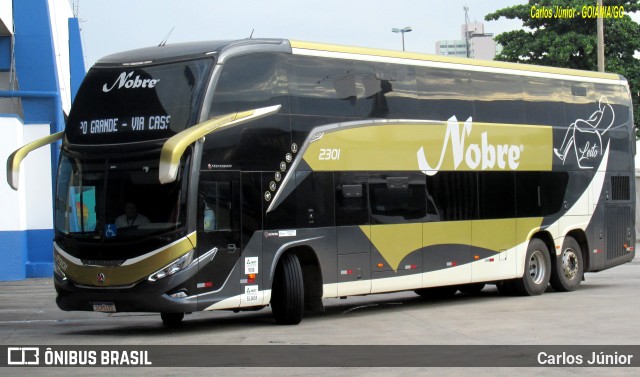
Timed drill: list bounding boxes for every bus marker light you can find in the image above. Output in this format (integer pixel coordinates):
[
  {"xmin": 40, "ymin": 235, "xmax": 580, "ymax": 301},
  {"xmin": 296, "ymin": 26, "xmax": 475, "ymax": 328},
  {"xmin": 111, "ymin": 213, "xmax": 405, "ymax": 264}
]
[
  {"xmin": 377, "ymin": 263, "xmax": 384, "ymax": 268},
  {"xmin": 446, "ymin": 261, "xmax": 457, "ymax": 267},
  {"xmin": 474, "ymin": 255, "xmax": 480, "ymax": 260},
  {"xmin": 197, "ymin": 282, "xmax": 213, "ymax": 288},
  {"xmin": 486, "ymin": 258, "xmax": 495, "ymax": 262},
  {"xmin": 247, "ymin": 274, "xmax": 256, "ymax": 283}
]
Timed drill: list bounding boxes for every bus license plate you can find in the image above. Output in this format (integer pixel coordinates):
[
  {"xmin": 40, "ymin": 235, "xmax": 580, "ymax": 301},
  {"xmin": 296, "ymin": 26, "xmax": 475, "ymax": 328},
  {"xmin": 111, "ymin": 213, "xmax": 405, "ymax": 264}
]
[{"xmin": 92, "ymin": 302, "xmax": 116, "ymax": 312}]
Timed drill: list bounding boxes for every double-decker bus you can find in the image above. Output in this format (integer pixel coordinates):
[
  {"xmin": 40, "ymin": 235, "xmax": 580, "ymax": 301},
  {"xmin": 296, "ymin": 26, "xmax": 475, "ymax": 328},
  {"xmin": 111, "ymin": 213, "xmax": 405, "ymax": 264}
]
[{"xmin": 7, "ymin": 39, "xmax": 635, "ymax": 326}]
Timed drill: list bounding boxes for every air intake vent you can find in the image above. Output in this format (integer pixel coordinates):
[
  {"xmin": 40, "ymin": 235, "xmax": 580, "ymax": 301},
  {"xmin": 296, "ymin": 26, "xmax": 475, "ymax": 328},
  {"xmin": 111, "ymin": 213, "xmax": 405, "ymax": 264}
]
[
  {"xmin": 611, "ymin": 176, "xmax": 630, "ymax": 201},
  {"xmin": 605, "ymin": 206, "xmax": 632, "ymax": 261}
]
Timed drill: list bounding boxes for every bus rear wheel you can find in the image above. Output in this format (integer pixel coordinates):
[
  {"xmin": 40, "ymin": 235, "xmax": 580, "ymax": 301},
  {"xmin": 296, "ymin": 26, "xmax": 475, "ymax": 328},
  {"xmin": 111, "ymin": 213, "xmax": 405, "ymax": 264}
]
[
  {"xmin": 513, "ymin": 238, "xmax": 551, "ymax": 296},
  {"xmin": 271, "ymin": 253, "xmax": 304, "ymax": 325},
  {"xmin": 550, "ymin": 236, "xmax": 583, "ymax": 292},
  {"xmin": 161, "ymin": 312, "xmax": 184, "ymax": 327}
]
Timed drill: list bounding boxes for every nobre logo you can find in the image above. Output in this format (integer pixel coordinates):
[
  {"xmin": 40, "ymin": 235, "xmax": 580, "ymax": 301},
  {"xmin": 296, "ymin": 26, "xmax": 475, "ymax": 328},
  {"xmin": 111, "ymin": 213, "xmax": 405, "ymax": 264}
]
[
  {"xmin": 102, "ymin": 72, "xmax": 159, "ymax": 92},
  {"xmin": 417, "ymin": 116, "xmax": 523, "ymax": 176}
]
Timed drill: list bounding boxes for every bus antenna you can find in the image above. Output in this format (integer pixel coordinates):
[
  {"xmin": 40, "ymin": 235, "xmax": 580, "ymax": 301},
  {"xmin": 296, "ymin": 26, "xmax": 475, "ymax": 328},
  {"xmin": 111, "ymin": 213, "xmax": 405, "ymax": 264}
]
[
  {"xmin": 159, "ymin": 26, "xmax": 175, "ymax": 47},
  {"xmin": 249, "ymin": 29, "xmax": 254, "ymax": 39}
]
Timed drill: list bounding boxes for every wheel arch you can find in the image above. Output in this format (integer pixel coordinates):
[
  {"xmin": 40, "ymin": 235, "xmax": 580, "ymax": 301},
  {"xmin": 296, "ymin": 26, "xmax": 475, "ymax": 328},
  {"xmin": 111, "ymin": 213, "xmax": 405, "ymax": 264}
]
[
  {"xmin": 271, "ymin": 245, "xmax": 324, "ymax": 312},
  {"xmin": 530, "ymin": 230, "xmax": 555, "ymax": 258},
  {"xmin": 564, "ymin": 229, "xmax": 590, "ymax": 272}
]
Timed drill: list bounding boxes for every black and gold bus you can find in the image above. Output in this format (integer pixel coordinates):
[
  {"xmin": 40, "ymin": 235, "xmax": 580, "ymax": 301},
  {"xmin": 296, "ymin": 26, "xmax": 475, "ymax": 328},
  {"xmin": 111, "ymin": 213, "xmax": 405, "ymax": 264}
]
[{"xmin": 7, "ymin": 39, "xmax": 635, "ymax": 326}]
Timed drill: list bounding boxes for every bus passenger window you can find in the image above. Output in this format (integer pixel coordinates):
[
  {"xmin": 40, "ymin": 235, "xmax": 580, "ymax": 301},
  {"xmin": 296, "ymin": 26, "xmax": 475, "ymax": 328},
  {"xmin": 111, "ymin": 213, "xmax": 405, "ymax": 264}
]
[
  {"xmin": 335, "ymin": 173, "xmax": 369, "ymax": 226},
  {"xmin": 369, "ymin": 173, "xmax": 427, "ymax": 224},
  {"xmin": 426, "ymin": 172, "xmax": 478, "ymax": 221}
]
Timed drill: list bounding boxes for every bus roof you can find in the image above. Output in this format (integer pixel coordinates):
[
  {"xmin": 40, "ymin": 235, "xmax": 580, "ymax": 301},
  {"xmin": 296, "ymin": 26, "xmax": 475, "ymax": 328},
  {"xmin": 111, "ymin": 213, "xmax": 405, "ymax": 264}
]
[
  {"xmin": 94, "ymin": 38, "xmax": 623, "ymax": 84},
  {"xmin": 290, "ymin": 40, "xmax": 623, "ymax": 83},
  {"xmin": 95, "ymin": 39, "xmax": 288, "ymax": 66}
]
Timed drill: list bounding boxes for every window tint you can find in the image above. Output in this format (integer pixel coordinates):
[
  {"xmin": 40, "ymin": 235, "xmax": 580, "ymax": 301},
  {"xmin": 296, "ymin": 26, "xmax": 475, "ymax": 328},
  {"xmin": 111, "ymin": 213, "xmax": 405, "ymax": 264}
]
[
  {"xmin": 471, "ymin": 72, "xmax": 524, "ymax": 124},
  {"xmin": 335, "ymin": 172, "xmax": 369, "ymax": 226},
  {"xmin": 289, "ymin": 55, "xmax": 357, "ymax": 117},
  {"xmin": 523, "ymin": 78, "xmax": 566, "ymax": 127},
  {"xmin": 369, "ymin": 172, "xmax": 427, "ymax": 224},
  {"xmin": 354, "ymin": 62, "xmax": 418, "ymax": 118},
  {"xmin": 478, "ymin": 172, "xmax": 516, "ymax": 219},
  {"xmin": 516, "ymin": 172, "xmax": 568, "ymax": 217},
  {"xmin": 563, "ymin": 81, "xmax": 596, "ymax": 128},
  {"xmin": 416, "ymin": 67, "xmax": 474, "ymax": 122},
  {"xmin": 209, "ymin": 53, "xmax": 288, "ymax": 116},
  {"xmin": 426, "ymin": 172, "xmax": 478, "ymax": 221}
]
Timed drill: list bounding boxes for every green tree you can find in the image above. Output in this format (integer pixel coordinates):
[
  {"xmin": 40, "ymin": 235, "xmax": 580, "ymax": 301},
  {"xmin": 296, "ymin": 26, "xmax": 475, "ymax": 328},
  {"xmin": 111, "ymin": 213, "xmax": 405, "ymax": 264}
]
[{"xmin": 485, "ymin": 0, "xmax": 640, "ymax": 137}]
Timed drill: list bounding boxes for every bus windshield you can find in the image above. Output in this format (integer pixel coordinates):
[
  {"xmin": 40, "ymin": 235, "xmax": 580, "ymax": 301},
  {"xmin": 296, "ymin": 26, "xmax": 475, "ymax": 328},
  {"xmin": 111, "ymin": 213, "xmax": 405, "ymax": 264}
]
[
  {"xmin": 65, "ymin": 58, "xmax": 213, "ymax": 145},
  {"xmin": 54, "ymin": 151, "xmax": 191, "ymax": 259}
]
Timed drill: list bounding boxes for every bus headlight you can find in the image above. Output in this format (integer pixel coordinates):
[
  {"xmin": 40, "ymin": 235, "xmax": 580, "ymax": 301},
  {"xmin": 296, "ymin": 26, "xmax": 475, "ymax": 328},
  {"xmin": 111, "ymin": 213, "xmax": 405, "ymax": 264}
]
[{"xmin": 148, "ymin": 250, "xmax": 194, "ymax": 282}]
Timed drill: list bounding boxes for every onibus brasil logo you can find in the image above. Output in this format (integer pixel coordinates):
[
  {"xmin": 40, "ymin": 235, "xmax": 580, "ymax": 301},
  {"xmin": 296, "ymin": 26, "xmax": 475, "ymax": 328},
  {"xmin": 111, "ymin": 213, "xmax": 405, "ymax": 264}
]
[{"xmin": 417, "ymin": 116, "xmax": 523, "ymax": 176}]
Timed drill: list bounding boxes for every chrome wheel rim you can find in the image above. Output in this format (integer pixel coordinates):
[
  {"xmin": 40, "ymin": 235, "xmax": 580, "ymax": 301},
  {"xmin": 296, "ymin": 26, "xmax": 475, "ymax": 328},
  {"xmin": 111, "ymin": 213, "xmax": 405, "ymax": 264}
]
[
  {"xmin": 529, "ymin": 250, "xmax": 546, "ymax": 284},
  {"xmin": 561, "ymin": 248, "xmax": 579, "ymax": 280}
]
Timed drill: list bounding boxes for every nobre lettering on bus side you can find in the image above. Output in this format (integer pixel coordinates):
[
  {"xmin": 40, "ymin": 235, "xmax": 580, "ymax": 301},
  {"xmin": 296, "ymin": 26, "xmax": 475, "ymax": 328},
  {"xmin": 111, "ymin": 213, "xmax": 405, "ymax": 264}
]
[
  {"xmin": 102, "ymin": 72, "xmax": 160, "ymax": 92},
  {"xmin": 417, "ymin": 116, "xmax": 522, "ymax": 176}
]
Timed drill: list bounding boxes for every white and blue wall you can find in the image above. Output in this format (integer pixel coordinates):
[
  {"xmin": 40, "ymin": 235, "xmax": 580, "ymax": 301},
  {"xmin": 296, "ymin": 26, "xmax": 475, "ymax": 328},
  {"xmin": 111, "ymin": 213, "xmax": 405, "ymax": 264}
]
[{"xmin": 0, "ymin": 0, "xmax": 85, "ymax": 280}]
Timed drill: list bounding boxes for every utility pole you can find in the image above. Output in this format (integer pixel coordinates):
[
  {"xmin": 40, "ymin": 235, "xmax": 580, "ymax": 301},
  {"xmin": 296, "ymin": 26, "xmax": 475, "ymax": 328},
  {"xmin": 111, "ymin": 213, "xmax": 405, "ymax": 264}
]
[{"xmin": 597, "ymin": 0, "xmax": 605, "ymax": 72}]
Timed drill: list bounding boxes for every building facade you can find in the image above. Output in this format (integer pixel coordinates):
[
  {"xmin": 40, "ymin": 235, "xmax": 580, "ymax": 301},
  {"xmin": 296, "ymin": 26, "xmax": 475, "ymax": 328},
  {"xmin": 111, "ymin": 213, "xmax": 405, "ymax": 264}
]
[
  {"xmin": 0, "ymin": 0, "xmax": 85, "ymax": 280},
  {"xmin": 435, "ymin": 22, "xmax": 497, "ymax": 60}
]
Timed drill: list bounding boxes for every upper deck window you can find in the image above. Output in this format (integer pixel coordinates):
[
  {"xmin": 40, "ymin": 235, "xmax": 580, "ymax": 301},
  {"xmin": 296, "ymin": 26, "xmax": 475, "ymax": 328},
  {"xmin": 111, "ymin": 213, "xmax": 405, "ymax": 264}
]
[{"xmin": 66, "ymin": 58, "xmax": 213, "ymax": 144}]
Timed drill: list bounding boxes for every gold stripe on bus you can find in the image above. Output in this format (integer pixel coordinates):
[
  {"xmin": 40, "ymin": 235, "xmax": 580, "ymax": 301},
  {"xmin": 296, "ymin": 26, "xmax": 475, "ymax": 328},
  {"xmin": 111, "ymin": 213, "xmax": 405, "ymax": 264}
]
[
  {"xmin": 290, "ymin": 40, "xmax": 620, "ymax": 81},
  {"xmin": 362, "ymin": 218, "xmax": 543, "ymax": 272},
  {"xmin": 304, "ymin": 121, "xmax": 552, "ymax": 173},
  {"xmin": 159, "ymin": 105, "xmax": 281, "ymax": 184},
  {"xmin": 55, "ymin": 232, "xmax": 196, "ymax": 287}
]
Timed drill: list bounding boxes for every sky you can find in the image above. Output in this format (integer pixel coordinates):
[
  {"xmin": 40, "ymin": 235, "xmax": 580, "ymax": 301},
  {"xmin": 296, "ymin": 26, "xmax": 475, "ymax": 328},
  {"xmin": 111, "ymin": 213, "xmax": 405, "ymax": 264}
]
[
  {"xmin": 72, "ymin": 0, "xmax": 529, "ymax": 67},
  {"xmin": 73, "ymin": 0, "xmax": 640, "ymax": 68}
]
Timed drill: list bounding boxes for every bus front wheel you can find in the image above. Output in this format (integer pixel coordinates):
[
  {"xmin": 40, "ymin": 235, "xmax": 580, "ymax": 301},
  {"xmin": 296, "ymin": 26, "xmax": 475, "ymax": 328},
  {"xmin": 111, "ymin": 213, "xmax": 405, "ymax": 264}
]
[
  {"xmin": 271, "ymin": 253, "xmax": 304, "ymax": 325},
  {"xmin": 513, "ymin": 238, "xmax": 551, "ymax": 296},
  {"xmin": 550, "ymin": 236, "xmax": 583, "ymax": 292}
]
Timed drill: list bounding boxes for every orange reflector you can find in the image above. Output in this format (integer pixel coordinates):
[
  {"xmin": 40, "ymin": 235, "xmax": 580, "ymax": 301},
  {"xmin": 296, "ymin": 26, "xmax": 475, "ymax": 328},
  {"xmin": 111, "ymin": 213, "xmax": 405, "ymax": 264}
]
[
  {"xmin": 377, "ymin": 263, "xmax": 384, "ymax": 268},
  {"xmin": 556, "ymin": 245, "xmax": 560, "ymax": 249},
  {"xmin": 474, "ymin": 255, "xmax": 480, "ymax": 260}
]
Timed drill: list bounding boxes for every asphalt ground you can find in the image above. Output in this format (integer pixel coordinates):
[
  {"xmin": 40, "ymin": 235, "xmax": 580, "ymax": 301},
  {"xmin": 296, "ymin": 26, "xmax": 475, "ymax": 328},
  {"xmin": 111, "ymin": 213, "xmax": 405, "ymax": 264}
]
[{"xmin": 1, "ymin": 251, "xmax": 639, "ymax": 376}]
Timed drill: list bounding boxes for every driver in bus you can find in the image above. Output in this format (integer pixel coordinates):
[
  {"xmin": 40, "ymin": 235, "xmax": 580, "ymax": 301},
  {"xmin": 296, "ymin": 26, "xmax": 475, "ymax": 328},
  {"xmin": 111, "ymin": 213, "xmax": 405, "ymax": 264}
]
[{"xmin": 115, "ymin": 202, "xmax": 150, "ymax": 228}]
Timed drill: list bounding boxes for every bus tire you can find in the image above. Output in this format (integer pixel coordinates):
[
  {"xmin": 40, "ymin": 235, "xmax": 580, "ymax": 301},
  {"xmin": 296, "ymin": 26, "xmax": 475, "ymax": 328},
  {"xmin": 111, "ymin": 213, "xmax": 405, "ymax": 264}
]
[
  {"xmin": 550, "ymin": 236, "xmax": 583, "ymax": 292},
  {"xmin": 513, "ymin": 238, "xmax": 551, "ymax": 296},
  {"xmin": 414, "ymin": 286, "xmax": 458, "ymax": 299},
  {"xmin": 458, "ymin": 283, "xmax": 485, "ymax": 295},
  {"xmin": 271, "ymin": 253, "xmax": 304, "ymax": 325},
  {"xmin": 161, "ymin": 312, "xmax": 184, "ymax": 327}
]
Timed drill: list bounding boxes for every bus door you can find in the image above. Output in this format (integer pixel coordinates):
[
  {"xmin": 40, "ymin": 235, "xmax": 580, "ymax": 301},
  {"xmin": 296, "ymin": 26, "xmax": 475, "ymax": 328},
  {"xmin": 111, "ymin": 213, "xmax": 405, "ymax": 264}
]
[{"xmin": 195, "ymin": 171, "xmax": 242, "ymax": 310}]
